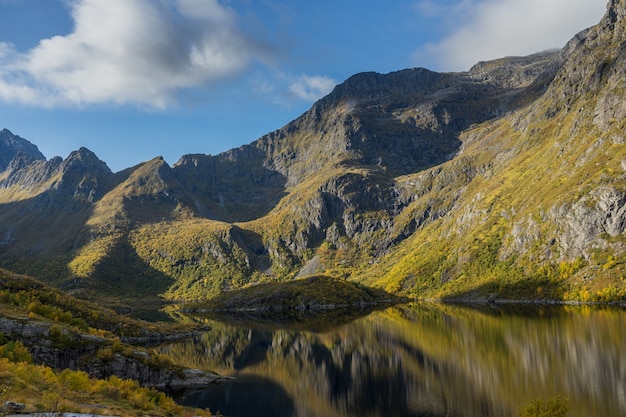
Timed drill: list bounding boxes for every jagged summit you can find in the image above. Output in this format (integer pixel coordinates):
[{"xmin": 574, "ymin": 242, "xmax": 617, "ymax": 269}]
[
  {"xmin": 0, "ymin": 128, "xmax": 45, "ymax": 171},
  {"xmin": 61, "ymin": 147, "xmax": 112, "ymax": 176}
]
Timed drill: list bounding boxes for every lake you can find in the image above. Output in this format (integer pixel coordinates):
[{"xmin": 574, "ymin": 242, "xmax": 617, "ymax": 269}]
[{"xmin": 155, "ymin": 303, "xmax": 626, "ymax": 417}]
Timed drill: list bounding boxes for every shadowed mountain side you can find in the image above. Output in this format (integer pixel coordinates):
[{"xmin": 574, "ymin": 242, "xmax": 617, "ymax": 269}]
[
  {"xmin": 0, "ymin": 196, "xmax": 89, "ymax": 282},
  {"xmin": 440, "ymin": 279, "xmax": 569, "ymax": 304},
  {"xmin": 172, "ymin": 148, "xmax": 288, "ymax": 223},
  {"xmin": 67, "ymin": 236, "xmax": 175, "ymax": 301},
  {"xmin": 0, "ymin": 194, "xmax": 91, "ymax": 250}
]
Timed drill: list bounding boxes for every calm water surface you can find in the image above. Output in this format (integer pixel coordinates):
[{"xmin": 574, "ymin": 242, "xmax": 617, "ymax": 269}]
[{"xmin": 156, "ymin": 304, "xmax": 626, "ymax": 417}]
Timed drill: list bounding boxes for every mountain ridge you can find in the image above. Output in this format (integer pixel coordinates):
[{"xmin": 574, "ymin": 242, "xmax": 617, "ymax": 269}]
[
  {"xmin": 0, "ymin": 128, "xmax": 46, "ymax": 172},
  {"xmin": 1, "ymin": 0, "xmax": 625, "ymax": 305}
]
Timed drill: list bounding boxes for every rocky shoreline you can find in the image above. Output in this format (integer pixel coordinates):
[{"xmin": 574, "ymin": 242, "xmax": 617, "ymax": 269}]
[{"xmin": 0, "ymin": 315, "xmax": 223, "ymax": 389}]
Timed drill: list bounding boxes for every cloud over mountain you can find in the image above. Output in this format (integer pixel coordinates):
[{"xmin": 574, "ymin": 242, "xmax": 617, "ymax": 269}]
[
  {"xmin": 288, "ymin": 74, "xmax": 337, "ymax": 101},
  {"xmin": 414, "ymin": 0, "xmax": 606, "ymax": 71},
  {"xmin": 0, "ymin": 0, "xmax": 272, "ymax": 108}
]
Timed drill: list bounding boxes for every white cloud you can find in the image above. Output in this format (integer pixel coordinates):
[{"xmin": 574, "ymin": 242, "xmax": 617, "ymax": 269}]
[
  {"xmin": 251, "ymin": 72, "xmax": 337, "ymax": 106},
  {"xmin": 288, "ymin": 75, "xmax": 337, "ymax": 101},
  {"xmin": 414, "ymin": 0, "xmax": 607, "ymax": 71},
  {"xmin": 0, "ymin": 0, "xmax": 269, "ymax": 108}
]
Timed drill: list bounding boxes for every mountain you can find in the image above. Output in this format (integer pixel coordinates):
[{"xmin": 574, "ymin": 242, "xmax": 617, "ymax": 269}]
[
  {"xmin": 0, "ymin": 128, "xmax": 45, "ymax": 171},
  {"xmin": 0, "ymin": 0, "xmax": 625, "ymax": 305}
]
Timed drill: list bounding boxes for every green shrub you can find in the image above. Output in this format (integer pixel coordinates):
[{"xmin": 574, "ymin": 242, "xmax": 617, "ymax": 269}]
[
  {"xmin": 518, "ymin": 396, "xmax": 569, "ymax": 417},
  {"xmin": 0, "ymin": 341, "xmax": 33, "ymax": 364}
]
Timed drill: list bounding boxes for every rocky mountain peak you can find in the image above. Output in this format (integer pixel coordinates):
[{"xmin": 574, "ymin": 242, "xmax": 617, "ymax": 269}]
[
  {"xmin": 51, "ymin": 147, "xmax": 112, "ymax": 200},
  {"xmin": 0, "ymin": 128, "xmax": 46, "ymax": 171},
  {"xmin": 321, "ymin": 68, "xmax": 445, "ymax": 106},
  {"xmin": 62, "ymin": 147, "xmax": 112, "ymax": 175},
  {"xmin": 0, "ymin": 143, "xmax": 113, "ymax": 206}
]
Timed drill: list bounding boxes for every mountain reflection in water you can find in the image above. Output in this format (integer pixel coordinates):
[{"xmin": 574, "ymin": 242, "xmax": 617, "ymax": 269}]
[{"xmin": 157, "ymin": 304, "xmax": 626, "ymax": 417}]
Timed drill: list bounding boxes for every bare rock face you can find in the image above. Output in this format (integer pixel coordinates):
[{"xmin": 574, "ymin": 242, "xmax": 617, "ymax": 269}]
[
  {"xmin": 2, "ymin": 401, "xmax": 25, "ymax": 413},
  {"xmin": 0, "ymin": 128, "xmax": 45, "ymax": 171},
  {"xmin": 551, "ymin": 187, "xmax": 626, "ymax": 260}
]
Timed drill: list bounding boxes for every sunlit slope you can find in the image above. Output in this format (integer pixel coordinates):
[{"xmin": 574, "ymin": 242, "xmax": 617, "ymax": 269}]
[{"xmin": 369, "ymin": 2, "xmax": 626, "ymax": 300}]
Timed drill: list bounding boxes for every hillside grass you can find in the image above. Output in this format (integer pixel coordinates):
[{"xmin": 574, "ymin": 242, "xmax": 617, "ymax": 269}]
[
  {"xmin": 0, "ymin": 359, "xmax": 212, "ymax": 417},
  {"xmin": 129, "ymin": 219, "xmax": 256, "ymax": 300},
  {"xmin": 0, "ymin": 268, "xmax": 189, "ymax": 337},
  {"xmin": 365, "ymin": 92, "xmax": 626, "ymax": 302},
  {"xmin": 0, "ymin": 269, "xmax": 220, "ymax": 416},
  {"xmin": 185, "ymin": 275, "xmax": 398, "ymax": 312}
]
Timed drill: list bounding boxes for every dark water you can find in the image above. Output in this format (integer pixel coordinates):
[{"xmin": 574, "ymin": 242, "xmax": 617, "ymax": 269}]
[{"xmin": 155, "ymin": 304, "xmax": 626, "ymax": 417}]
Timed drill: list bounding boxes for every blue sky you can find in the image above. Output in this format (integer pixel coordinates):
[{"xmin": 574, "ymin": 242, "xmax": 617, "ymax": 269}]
[{"xmin": 0, "ymin": 0, "xmax": 607, "ymax": 172}]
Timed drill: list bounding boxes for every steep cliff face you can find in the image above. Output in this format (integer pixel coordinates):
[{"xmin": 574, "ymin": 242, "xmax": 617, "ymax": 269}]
[{"xmin": 0, "ymin": 0, "xmax": 625, "ymax": 302}]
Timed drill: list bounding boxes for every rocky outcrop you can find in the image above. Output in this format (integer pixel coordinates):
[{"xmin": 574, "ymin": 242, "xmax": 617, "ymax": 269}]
[
  {"xmin": 85, "ymin": 352, "xmax": 222, "ymax": 389},
  {"xmin": 0, "ymin": 315, "xmax": 220, "ymax": 389},
  {"xmin": 553, "ymin": 187, "xmax": 626, "ymax": 260}
]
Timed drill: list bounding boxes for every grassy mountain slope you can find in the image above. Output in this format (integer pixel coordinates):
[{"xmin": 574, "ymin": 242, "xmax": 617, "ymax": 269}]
[
  {"xmin": 365, "ymin": 2, "xmax": 626, "ymax": 301},
  {"xmin": 0, "ymin": 0, "xmax": 625, "ymax": 305}
]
